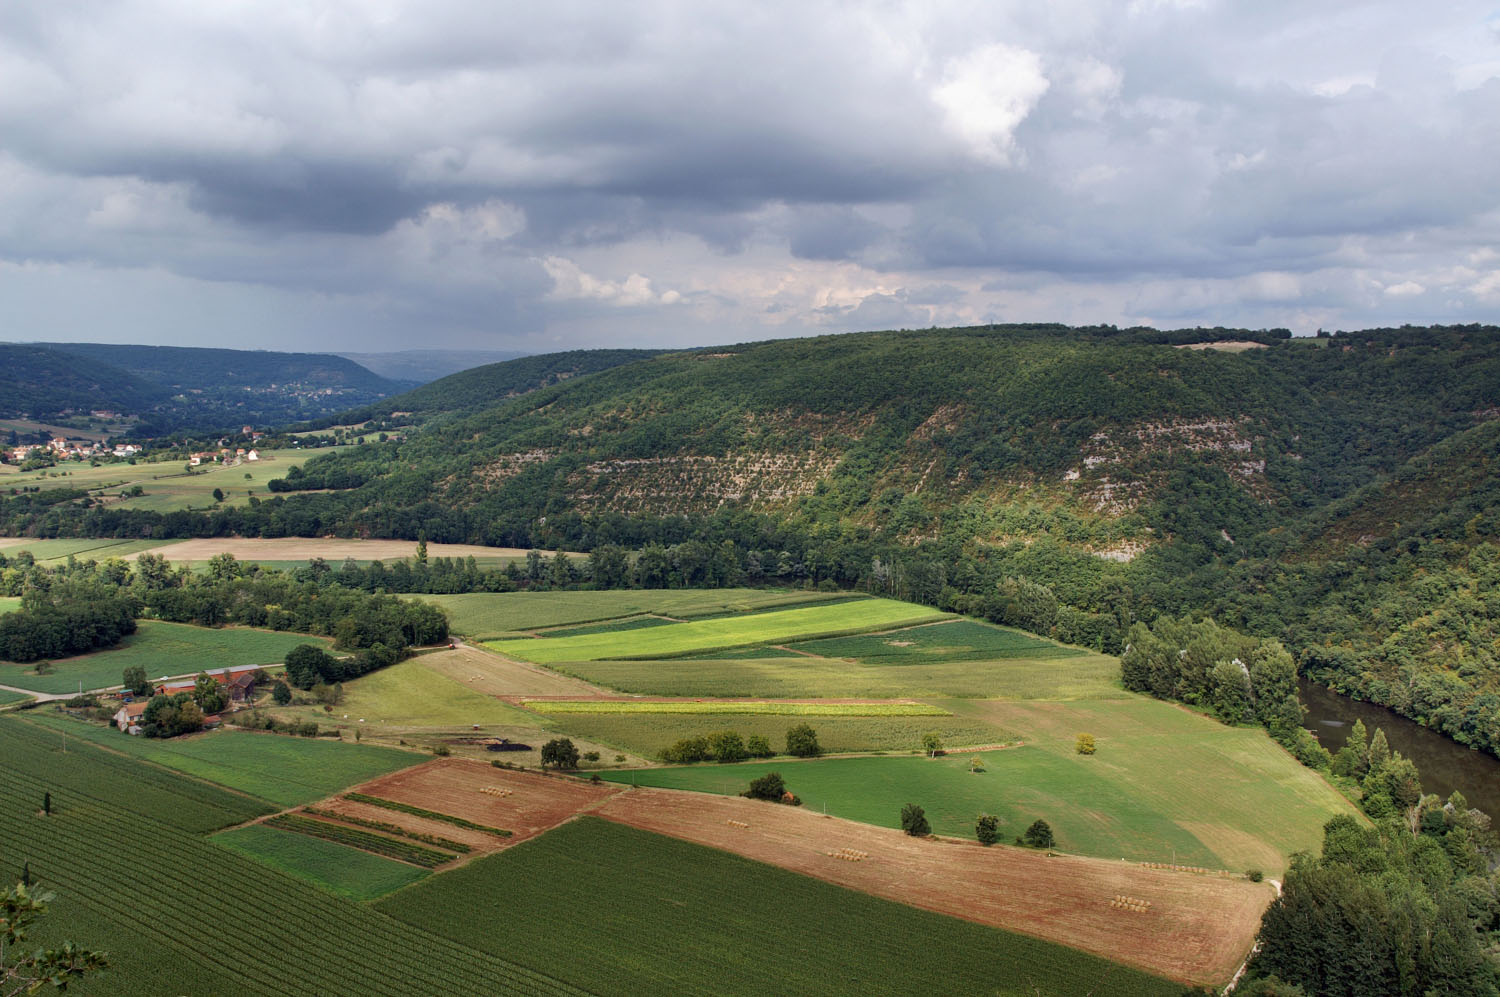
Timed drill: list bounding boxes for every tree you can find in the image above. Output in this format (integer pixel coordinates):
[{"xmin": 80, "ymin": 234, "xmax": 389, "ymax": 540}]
[
  {"xmin": 540, "ymin": 738, "xmax": 580, "ymax": 769},
  {"xmin": 284, "ymin": 644, "xmax": 335, "ymax": 690},
  {"xmin": 140, "ymin": 692, "xmax": 203, "ymax": 738},
  {"xmin": 1022, "ymin": 819, "xmax": 1054, "ymax": 848},
  {"xmin": 121, "ymin": 665, "xmax": 150, "ymax": 698},
  {"xmin": 193, "ymin": 673, "xmax": 227, "ymax": 714},
  {"xmin": 785, "ymin": 723, "xmax": 821, "ymax": 758},
  {"xmin": 900, "ymin": 803, "xmax": 930, "ymax": 837},
  {"xmin": 0, "ymin": 883, "xmax": 108, "ymax": 994},
  {"xmin": 271, "ymin": 680, "xmax": 291, "ymax": 706},
  {"xmin": 42, "ymin": 792, "xmax": 50, "ymax": 817},
  {"xmin": 211, "ymin": 488, "xmax": 224, "ymax": 503},
  {"xmin": 707, "ymin": 730, "xmax": 747, "ymax": 763},
  {"xmin": 976, "ymin": 813, "xmax": 1000, "ymax": 846},
  {"xmin": 1075, "ymin": 732, "xmax": 1096, "ymax": 755},
  {"xmin": 745, "ymin": 734, "xmax": 773, "ymax": 758},
  {"xmin": 921, "ymin": 730, "xmax": 944, "ymax": 757},
  {"xmin": 742, "ymin": 772, "xmax": 786, "ymax": 801}
]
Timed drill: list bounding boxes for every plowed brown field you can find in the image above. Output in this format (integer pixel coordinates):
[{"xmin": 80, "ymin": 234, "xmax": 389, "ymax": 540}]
[
  {"xmin": 593, "ymin": 787, "xmax": 1271, "ymax": 986},
  {"xmin": 342, "ymin": 759, "xmax": 622, "ymax": 853}
]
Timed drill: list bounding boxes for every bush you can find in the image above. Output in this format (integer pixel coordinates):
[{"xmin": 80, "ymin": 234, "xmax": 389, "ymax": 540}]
[
  {"xmin": 1246, "ymin": 868, "xmax": 1264, "ymax": 883},
  {"xmin": 433, "ymin": 744, "xmax": 451, "ymax": 757},
  {"xmin": 708, "ymin": 730, "xmax": 747, "ymax": 763},
  {"xmin": 976, "ymin": 813, "xmax": 999, "ymax": 846},
  {"xmin": 661, "ymin": 736, "xmax": 711, "ymax": 764},
  {"xmin": 582, "ymin": 750, "xmax": 600, "ymax": 763},
  {"xmin": 745, "ymin": 734, "xmax": 773, "ymax": 758},
  {"xmin": 1075, "ymin": 733, "xmax": 1096, "ymax": 755},
  {"xmin": 900, "ymin": 803, "xmax": 930, "ymax": 837},
  {"xmin": 786, "ymin": 723, "xmax": 821, "ymax": 757},
  {"xmin": 271, "ymin": 681, "xmax": 292, "ymax": 706},
  {"xmin": 1022, "ymin": 819, "xmax": 1054, "ymax": 849},
  {"xmin": 742, "ymin": 771, "xmax": 787, "ymax": 801}
]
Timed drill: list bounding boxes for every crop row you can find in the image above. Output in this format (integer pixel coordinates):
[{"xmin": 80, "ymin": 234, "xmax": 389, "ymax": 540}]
[
  {"xmin": 343, "ymin": 793, "xmax": 513, "ymax": 836},
  {"xmin": 304, "ymin": 806, "xmax": 474, "ymax": 852},
  {"xmin": 0, "ymin": 719, "xmax": 586, "ymax": 996},
  {"xmin": 268, "ymin": 812, "xmax": 457, "ymax": 867},
  {"xmin": 523, "ymin": 699, "xmax": 950, "ymax": 716}
]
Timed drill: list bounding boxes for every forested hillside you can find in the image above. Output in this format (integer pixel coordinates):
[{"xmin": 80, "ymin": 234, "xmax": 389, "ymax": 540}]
[
  {"xmin": 7, "ymin": 323, "xmax": 1500, "ymax": 755},
  {"xmin": 0, "ymin": 344, "xmax": 170, "ymax": 417}
]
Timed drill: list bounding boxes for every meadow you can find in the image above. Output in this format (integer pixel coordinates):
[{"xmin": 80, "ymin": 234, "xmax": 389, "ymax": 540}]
[
  {"xmin": 0, "ymin": 596, "xmax": 19, "ymax": 613},
  {"xmin": 379, "ymin": 816, "xmax": 1181, "ymax": 997},
  {"xmin": 0, "ymin": 620, "xmax": 330, "ymax": 694},
  {"xmin": 214, "ymin": 823, "xmax": 431, "ymax": 900},
  {"xmin": 269, "ymin": 656, "xmax": 541, "ymax": 730},
  {"xmin": 0, "ymin": 716, "xmax": 586, "ymax": 997},
  {"xmin": 524, "ymin": 699, "xmax": 950, "ymax": 716},
  {"xmin": 793, "ymin": 619, "xmax": 1088, "ymax": 663},
  {"xmin": 22, "ymin": 713, "xmax": 418, "ymax": 808},
  {"xmin": 0, "ymin": 538, "xmax": 179, "ymax": 565},
  {"xmin": 421, "ymin": 588, "xmax": 852, "ymax": 638},
  {"xmin": 487, "ymin": 599, "xmax": 950, "ymax": 663}
]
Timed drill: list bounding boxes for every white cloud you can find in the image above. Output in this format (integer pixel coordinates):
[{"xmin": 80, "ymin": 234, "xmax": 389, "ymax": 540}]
[
  {"xmin": 1383, "ymin": 280, "xmax": 1425, "ymax": 296},
  {"xmin": 932, "ymin": 44, "xmax": 1050, "ymax": 166}
]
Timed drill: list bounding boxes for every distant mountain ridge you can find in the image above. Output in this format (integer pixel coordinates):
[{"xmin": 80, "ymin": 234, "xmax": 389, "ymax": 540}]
[{"xmin": 336, "ymin": 349, "xmax": 530, "ymax": 385}]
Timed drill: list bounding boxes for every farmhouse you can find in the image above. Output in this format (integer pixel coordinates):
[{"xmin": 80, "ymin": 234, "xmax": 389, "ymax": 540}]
[{"xmin": 113, "ymin": 700, "xmax": 148, "ymax": 734}]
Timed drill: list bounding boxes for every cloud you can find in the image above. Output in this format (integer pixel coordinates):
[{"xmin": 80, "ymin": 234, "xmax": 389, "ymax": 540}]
[{"xmin": 0, "ymin": 0, "xmax": 1493, "ymax": 350}]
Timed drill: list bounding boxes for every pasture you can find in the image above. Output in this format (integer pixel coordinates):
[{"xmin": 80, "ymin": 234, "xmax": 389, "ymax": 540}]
[
  {"xmin": 0, "ymin": 595, "xmax": 19, "ymax": 613},
  {"xmin": 487, "ymin": 599, "xmax": 950, "ymax": 663},
  {"xmin": 421, "ymin": 588, "xmax": 852, "ymax": 638},
  {"xmin": 379, "ymin": 816, "xmax": 1186, "ymax": 996},
  {"xmin": 524, "ymin": 699, "xmax": 950, "ymax": 716},
  {"xmin": 0, "ymin": 716, "xmax": 586, "ymax": 996},
  {"xmin": 271, "ymin": 657, "xmax": 542, "ymax": 729},
  {"xmin": 214, "ymin": 823, "xmax": 430, "ymax": 900},
  {"xmin": 0, "ymin": 620, "xmax": 330, "ymax": 694},
  {"xmin": 0, "ymin": 537, "xmax": 179, "ymax": 565},
  {"xmin": 23, "ymin": 713, "xmax": 419, "ymax": 807}
]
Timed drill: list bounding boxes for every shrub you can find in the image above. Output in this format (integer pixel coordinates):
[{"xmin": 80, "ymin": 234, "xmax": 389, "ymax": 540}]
[
  {"xmin": 976, "ymin": 813, "xmax": 1000, "ymax": 846},
  {"xmin": 432, "ymin": 744, "xmax": 451, "ymax": 757},
  {"xmin": 707, "ymin": 729, "xmax": 747, "ymax": 763},
  {"xmin": 661, "ymin": 736, "xmax": 711, "ymax": 764},
  {"xmin": 1022, "ymin": 819, "xmax": 1054, "ymax": 849},
  {"xmin": 921, "ymin": 731, "xmax": 944, "ymax": 757},
  {"xmin": 583, "ymin": 750, "xmax": 601, "ymax": 762},
  {"xmin": 1075, "ymin": 733, "xmax": 1096, "ymax": 755},
  {"xmin": 745, "ymin": 735, "xmax": 773, "ymax": 758},
  {"xmin": 271, "ymin": 681, "xmax": 292, "ymax": 706},
  {"xmin": 785, "ymin": 723, "xmax": 821, "ymax": 758},
  {"xmin": 742, "ymin": 772, "xmax": 786, "ymax": 801},
  {"xmin": 900, "ymin": 803, "xmax": 930, "ymax": 837},
  {"xmin": 1246, "ymin": 868, "xmax": 1264, "ymax": 883}
]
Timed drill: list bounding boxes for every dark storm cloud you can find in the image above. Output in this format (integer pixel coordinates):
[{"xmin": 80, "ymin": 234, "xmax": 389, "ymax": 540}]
[{"xmin": 0, "ymin": 0, "xmax": 1494, "ymax": 349}]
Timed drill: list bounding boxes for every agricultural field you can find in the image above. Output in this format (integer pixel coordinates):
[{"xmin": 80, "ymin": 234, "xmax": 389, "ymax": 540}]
[
  {"xmin": 270, "ymin": 656, "xmax": 542, "ymax": 729},
  {"xmin": 127, "ymin": 536, "xmax": 552, "ymax": 566},
  {"xmin": 0, "ymin": 620, "xmax": 331, "ymax": 694},
  {"xmin": 22, "ymin": 713, "xmax": 419, "ymax": 807},
  {"xmin": 0, "ymin": 537, "xmax": 181, "ymax": 565},
  {"xmin": 524, "ymin": 699, "xmax": 950, "ymax": 716},
  {"xmin": 0, "ymin": 716, "xmax": 587, "ymax": 996},
  {"xmin": 0, "ymin": 595, "xmax": 20, "ymax": 613},
  {"xmin": 380, "ymin": 816, "xmax": 1187, "ymax": 996},
  {"xmin": 795, "ymin": 618, "xmax": 1088, "ymax": 663},
  {"xmin": 487, "ymin": 598, "xmax": 950, "ymax": 663},
  {"xmin": 421, "ymin": 588, "xmax": 852, "ymax": 638},
  {"xmin": 214, "ymin": 822, "xmax": 431, "ymax": 900}
]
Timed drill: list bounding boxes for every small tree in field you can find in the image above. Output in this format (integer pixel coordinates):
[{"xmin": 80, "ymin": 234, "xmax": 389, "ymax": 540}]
[
  {"xmin": 271, "ymin": 681, "xmax": 292, "ymax": 706},
  {"xmin": 541, "ymin": 738, "xmax": 580, "ymax": 769},
  {"xmin": 745, "ymin": 735, "xmax": 773, "ymax": 758},
  {"xmin": 742, "ymin": 771, "xmax": 786, "ymax": 801},
  {"xmin": 785, "ymin": 723, "xmax": 821, "ymax": 758},
  {"xmin": 921, "ymin": 731, "xmax": 944, "ymax": 757},
  {"xmin": 707, "ymin": 730, "xmax": 747, "ymax": 763},
  {"xmin": 1022, "ymin": 819, "xmax": 1054, "ymax": 849},
  {"xmin": 121, "ymin": 666, "xmax": 151, "ymax": 698},
  {"xmin": 976, "ymin": 813, "xmax": 1000, "ymax": 846},
  {"xmin": 900, "ymin": 803, "xmax": 930, "ymax": 837},
  {"xmin": 1075, "ymin": 733, "xmax": 1096, "ymax": 755}
]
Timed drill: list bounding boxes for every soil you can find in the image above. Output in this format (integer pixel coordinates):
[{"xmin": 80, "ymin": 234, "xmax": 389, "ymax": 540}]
[{"xmin": 592, "ymin": 786, "xmax": 1271, "ymax": 986}]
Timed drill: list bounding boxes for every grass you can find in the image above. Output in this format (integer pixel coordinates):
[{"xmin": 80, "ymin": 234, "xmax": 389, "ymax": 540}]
[
  {"xmin": 0, "ymin": 538, "xmax": 180, "ymax": 565},
  {"xmin": 270, "ymin": 657, "xmax": 541, "ymax": 729},
  {"xmin": 0, "ymin": 596, "xmax": 19, "ymax": 613},
  {"xmin": 415, "ymin": 588, "xmax": 856, "ymax": 638},
  {"xmin": 22, "ymin": 712, "xmax": 420, "ymax": 808},
  {"xmin": 265, "ymin": 812, "xmax": 458, "ymax": 867},
  {"xmin": 540, "ymin": 616, "xmax": 678, "ymax": 637},
  {"xmin": 793, "ymin": 619, "xmax": 1088, "ymax": 663},
  {"xmin": 524, "ymin": 699, "xmax": 950, "ymax": 716},
  {"xmin": 214, "ymin": 822, "xmax": 431, "ymax": 900},
  {"xmin": 548, "ymin": 712, "xmax": 1005, "ymax": 759},
  {"xmin": 553, "ymin": 647, "xmax": 1128, "ymax": 700},
  {"xmin": 0, "ymin": 715, "xmax": 584, "ymax": 996},
  {"xmin": 378, "ymin": 816, "xmax": 1181, "ymax": 997},
  {"xmin": 487, "ymin": 599, "xmax": 950, "ymax": 663},
  {"xmin": 0, "ymin": 620, "xmax": 332, "ymax": 694},
  {"xmin": 0, "ymin": 688, "xmax": 31, "ymax": 705}
]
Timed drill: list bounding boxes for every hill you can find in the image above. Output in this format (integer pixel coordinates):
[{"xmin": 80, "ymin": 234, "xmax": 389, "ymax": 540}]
[
  {"xmin": 0, "ymin": 344, "xmax": 169, "ymax": 419},
  {"xmin": 6, "ymin": 323, "xmax": 1500, "ymax": 754},
  {"xmin": 336, "ymin": 349, "xmax": 530, "ymax": 384}
]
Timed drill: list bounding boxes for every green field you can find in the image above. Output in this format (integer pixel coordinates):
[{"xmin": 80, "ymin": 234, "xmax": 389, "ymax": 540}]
[
  {"xmin": 793, "ymin": 619, "xmax": 1088, "ymax": 663},
  {"xmin": 0, "ymin": 596, "xmax": 19, "ymax": 613},
  {"xmin": 551, "ymin": 712, "xmax": 1003, "ymax": 758},
  {"xmin": 487, "ymin": 599, "xmax": 950, "ymax": 663},
  {"xmin": 22, "ymin": 713, "xmax": 419, "ymax": 807},
  {"xmin": 214, "ymin": 823, "xmax": 430, "ymax": 900},
  {"xmin": 0, "ymin": 688, "xmax": 30, "ymax": 705},
  {"xmin": 0, "ymin": 538, "xmax": 179, "ymax": 565},
  {"xmin": 540, "ymin": 615, "xmax": 677, "ymax": 637},
  {"xmin": 417, "ymin": 588, "xmax": 854, "ymax": 637},
  {"xmin": 270, "ymin": 657, "xmax": 541, "ymax": 730},
  {"xmin": 0, "ymin": 716, "xmax": 586, "ymax": 996},
  {"xmin": 604, "ymin": 698, "xmax": 1359, "ymax": 874},
  {"xmin": 526, "ymin": 699, "xmax": 950, "ymax": 716},
  {"xmin": 553, "ymin": 645, "xmax": 1127, "ymax": 700},
  {"xmin": 379, "ymin": 817, "xmax": 1179, "ymax": 997},
  {"xmin": 0, "ymin": 620, "xmax": 332, "ymax": 694}
]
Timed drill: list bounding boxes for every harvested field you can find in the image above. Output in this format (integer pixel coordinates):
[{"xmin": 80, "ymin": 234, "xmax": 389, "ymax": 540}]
[
  {"xmin": 125, "ymin": 537, "xmax": 565, "ymax": 563},
  {"xmin": 594, "ymin": 787, "xmax": 1270, "ymax": 986},
  {"xmin": 422, "ymin": 643, "xmax": 608, "ymax": 699},
  {"xmin": 340, "ymin": 759, "xmax": 623, "ymax": 853}
]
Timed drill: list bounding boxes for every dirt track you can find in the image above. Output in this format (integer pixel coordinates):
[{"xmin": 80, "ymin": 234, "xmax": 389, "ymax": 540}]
[{"xmin": 592, "ymin": 786, "xmax": 1271, "ymax": 986}]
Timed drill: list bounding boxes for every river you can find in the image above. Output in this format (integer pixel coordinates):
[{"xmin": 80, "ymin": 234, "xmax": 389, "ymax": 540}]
[{"xmin": 1299, "ymin": 678, "xmax": 1500, "ymax": 818}]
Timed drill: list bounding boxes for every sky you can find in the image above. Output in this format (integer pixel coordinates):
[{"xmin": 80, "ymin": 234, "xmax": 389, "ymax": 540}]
[{"xmin": 1, "ymin": 1, "xmax": 1498, "ymax": 353}]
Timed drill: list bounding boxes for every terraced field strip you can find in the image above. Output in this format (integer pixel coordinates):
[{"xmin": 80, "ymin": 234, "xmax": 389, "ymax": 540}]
[
  {"xmin": 523, "ymin": 699, "xmax": 950, "ymax": 716},
  {"xmin": 594, "ymin": 787, "xmax": 1270, "ymax": 986},
  {"xmin": 343, "ymin": 793, "xmax": 513, "ymax": 837},
  {"xmin": 213, "ymin": 823, "xmax": 430, "ymax": 901},
  {"xmin": 487, "ymin": 599, "xmax": 951, "ymax": 663},
  {"xmin": 266, "ymin": 812, "xmax": 459, "ymax": 867}
]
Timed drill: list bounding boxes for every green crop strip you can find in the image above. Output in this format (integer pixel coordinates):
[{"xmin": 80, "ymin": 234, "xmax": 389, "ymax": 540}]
[{"xmin": 343, "ymin": 792, "xmax": 513, "ymax": 836}]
